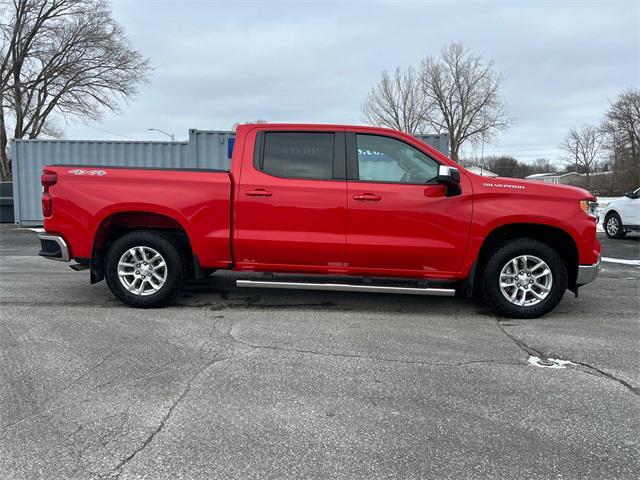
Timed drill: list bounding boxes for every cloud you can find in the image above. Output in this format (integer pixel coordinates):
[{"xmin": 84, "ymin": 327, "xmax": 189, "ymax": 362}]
[{"xmin": 66, "ymin": 0, "xmax": 638, "ymax": 163}]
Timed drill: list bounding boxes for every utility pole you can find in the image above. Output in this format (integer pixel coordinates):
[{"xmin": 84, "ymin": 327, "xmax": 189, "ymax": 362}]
[
  {"xmin": 480, "ymin": 133, "xmax": 485, "ymax": 173},
  {"xmin": 480, "ymin": 112, "xmax": 487, "ymax": 175}
]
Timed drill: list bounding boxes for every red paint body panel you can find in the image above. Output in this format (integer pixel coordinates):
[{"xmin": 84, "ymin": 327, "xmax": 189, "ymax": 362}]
[
  {"xmin": 345, "ymin": 181, "xmax": 473, "ymax": 278},
  {"xmin": 461, "ymin": 178, "xmax": 600, "ymax": 275},
  {"xmin": 42, "ymin": 123, "xmax": 600, "ymax": 284}
]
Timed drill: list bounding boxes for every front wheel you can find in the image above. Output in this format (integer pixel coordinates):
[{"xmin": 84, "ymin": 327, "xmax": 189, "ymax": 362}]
[
  {"xmin": 105, "ymin": 230, "xmax": 185, "ymax": 308},
  {"xmin": 480, "ymin": 238, "xmax": 567, "ymax": 318},
  {"xmin": 604, "ymin": 212, "xmax": 626, "ymax": 239}
]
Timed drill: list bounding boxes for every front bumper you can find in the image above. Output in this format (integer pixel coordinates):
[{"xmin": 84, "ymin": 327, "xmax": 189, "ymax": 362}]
[
  {"xmin": 37, "ymin": 232, "xmax": 70, "ymax": 262},
  {"xmin": 576, "ymin": 256, "xmax": 600, "ymax": 286}
]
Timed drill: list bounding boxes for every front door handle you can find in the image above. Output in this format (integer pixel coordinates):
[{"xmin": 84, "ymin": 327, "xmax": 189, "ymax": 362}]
[
  {"xmin": 353, "ymin": 193, "xmax": 381, "ymax": 201},
  {"xmin": 245, "ymin": 189, "xmax": 273, "ymax": 197}
]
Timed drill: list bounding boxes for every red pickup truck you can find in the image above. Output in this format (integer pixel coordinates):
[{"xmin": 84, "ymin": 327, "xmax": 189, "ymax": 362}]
[{"xmin": 37, "ymin": 123, "xmax": 600, "ymax": 318}]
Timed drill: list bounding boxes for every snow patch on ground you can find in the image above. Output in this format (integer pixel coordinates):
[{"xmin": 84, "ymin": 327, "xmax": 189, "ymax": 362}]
[
  {"xmin": 528, "ymin": 356, "xmax": 576, "ymax": 369},
  {"xmin": 596, "ymin": 197, "xmax": 616, "ymax": 233},
  {"xmin": 601, "ymin": 257, "xmax": 640, "ymax": 266}
]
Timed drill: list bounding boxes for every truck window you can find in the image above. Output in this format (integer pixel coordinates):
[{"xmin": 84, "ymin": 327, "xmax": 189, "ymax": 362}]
[
  {"xmin": 356, "ymin": 134, "xmax": 439, "ymax": 184},
  {"xmin": 261, "ymin": 132, "xmax": 334, "ymax": 180}
]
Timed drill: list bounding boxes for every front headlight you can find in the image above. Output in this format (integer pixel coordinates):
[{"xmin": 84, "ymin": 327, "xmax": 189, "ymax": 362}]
[{"xmin": 580, "ymin": 200, "xmax": 598, "ymax": 219}]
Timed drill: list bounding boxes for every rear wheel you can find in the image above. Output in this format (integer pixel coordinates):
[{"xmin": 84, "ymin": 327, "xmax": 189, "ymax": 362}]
[
  {"xmin": 480, "ymin": 238, "xmax": 567, "ymax": 318},
  {"xmin": 604, "ymin": 212, "xmax": 626, "ymax": 239},
  {"xmin": 105, "ymin": 230, "xmax": 185, "ymax": 308}
]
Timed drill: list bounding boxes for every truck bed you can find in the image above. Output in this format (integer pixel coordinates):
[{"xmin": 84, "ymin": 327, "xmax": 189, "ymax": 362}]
[{"xmin": 42, "ymin": 165, "xmax": 233, "ymax": 268}]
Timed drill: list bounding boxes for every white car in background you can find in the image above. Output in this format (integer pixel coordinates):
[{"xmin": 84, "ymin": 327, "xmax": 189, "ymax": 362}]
[{"xmin": 603, "ymin": 187, "xmax": 640, "ymax": 238}]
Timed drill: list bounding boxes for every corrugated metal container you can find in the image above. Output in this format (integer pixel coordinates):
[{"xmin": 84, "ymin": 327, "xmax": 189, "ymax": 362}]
[
  {"xmin": 11, "ymin": 129, "xmax": 449, "ymax": 225},
  {"xmin": 414, "ymin": 133, "xmax": 449, "ymax": 156},
  {"xmin": 11, "ymin": 129, "xmax": 235, "ymax": 225}
]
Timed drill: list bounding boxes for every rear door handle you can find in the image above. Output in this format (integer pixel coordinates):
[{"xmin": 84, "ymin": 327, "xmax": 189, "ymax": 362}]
[
  {"xmin": 353, "ymin": 193, "xmax": 381, "ymax": 201},
  {"xmin": 245, "ymin": 189, "xmax": 273, "ymax": 197}
]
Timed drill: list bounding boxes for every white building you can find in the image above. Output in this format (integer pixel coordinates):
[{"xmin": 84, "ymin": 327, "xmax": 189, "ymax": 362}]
[
  {"xmin": 467, "ymin": 166, "xmax": 498, "ymax": 177},
  {"xmin": 525, "ymin": 172, "xmax": 584, "ymax": 185}
]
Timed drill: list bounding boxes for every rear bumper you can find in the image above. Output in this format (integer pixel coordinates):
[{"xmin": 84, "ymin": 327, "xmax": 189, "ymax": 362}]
[
  {"xmin": 576, "ymin": 256, "xmax": 600, "ymax": 286},
  {"xmin": 37, "ymin": 232, "xmax": 70, "ymax": 262}
]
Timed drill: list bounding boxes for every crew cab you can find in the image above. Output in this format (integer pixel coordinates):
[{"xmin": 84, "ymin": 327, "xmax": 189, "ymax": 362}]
[
  {"xmin": 602, "ymin": 187, "xmax": 640, "ymax": 239},
  {"xmin": 37, "ymin": 124, "xmax": 601, "ymax": 318}
]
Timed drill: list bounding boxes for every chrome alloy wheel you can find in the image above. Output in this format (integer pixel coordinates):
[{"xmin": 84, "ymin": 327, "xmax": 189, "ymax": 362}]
[
  {"xmin": 117, "ymin": 246, "xmax": 168, "ymax": 296},
  {"xmin": 499, "ymin": 255, "xmax": 553, "ymax": 307},
  {"xmin": 606, "ymin": 217, "xmax": 619, "ymax": 236}
]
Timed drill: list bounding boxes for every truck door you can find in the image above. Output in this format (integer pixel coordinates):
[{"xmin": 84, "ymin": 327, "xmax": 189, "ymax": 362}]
[
  {"xmin": 344, "ymin": 131, "xmax": 472, "ymax": 278},
  {"xmin": 623, "ymin": 188, "xmax": 640, "ymax": 226},
  {"xmin": 234, "ymin": 128, "xmax": 347, "ymax": 273}
]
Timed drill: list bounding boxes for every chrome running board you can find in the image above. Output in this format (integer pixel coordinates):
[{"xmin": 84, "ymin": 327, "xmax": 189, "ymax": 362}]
[{"xmin": 236, "ymin": 280, "xmax": 455, "ymax": 296}]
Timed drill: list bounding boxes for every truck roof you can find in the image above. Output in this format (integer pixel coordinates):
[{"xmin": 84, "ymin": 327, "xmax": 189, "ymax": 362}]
[{"xmin": 237, "ymin": 122, "xmax": 402, "ymax": 133}]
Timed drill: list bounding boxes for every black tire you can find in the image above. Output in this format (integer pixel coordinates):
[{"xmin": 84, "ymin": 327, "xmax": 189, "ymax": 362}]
[
  {"xmin": 604, "ymin": 212, "xmax": 626, "ymax": 239},
  {"xmin": 480, "ymin": 238, "xmax": 567, "ymax": 319},
  {"xmin": 105, "ymin": 230, "xmax": 185, "ymax": 308}
]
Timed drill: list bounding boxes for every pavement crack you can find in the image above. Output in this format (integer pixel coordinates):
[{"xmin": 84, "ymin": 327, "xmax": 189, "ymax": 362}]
[
  {"xmin": 242, "ymin": 341, "xmax": 521, "ymax": 368},
  {"xmin": 105, "ymin": 355, "xmax": 228, "ymax": 479},
  {"xmin": 496, "ymin": 320, "xmax": 638, "ymax": 396},
  {"xmin": 496, "ymin": 321, "xmax": 543, "ymax": 357},
  {"xmin": 2, "ymin": 350, "xmax": 119, "ymax": 431},
  {"xmin": 227, "ymin": 323, "xmax": 520, "ymax": 368},
  {"xmin": 568, "ymin": 359, "xmax": 639, "ymax": 396}
]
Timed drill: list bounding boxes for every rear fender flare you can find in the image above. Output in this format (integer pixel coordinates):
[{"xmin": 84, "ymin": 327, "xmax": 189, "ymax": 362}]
[{"xmin": 89, "ymin": 204, "xmax": 197, "ymax": 283}]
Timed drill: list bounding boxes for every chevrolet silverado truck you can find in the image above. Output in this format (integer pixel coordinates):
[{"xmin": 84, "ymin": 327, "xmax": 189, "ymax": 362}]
[{"xmin": 37, "ymin": 124, "xmax": 600, "ymax": 318}]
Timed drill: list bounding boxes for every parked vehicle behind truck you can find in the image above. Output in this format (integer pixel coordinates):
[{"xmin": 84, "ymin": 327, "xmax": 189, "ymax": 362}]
[
  {"xmin": 602, "ymin": 187, "xmax": 640, "ymax": 239},
  {"xmin": 37, "ymin": 123, "xmax": 600, "ymax": 318}
]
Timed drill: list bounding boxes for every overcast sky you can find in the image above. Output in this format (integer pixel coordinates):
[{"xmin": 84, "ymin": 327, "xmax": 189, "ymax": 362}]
[{"xmin": 62, "ymin": 0, "xmax": 639, "ymax": 163}]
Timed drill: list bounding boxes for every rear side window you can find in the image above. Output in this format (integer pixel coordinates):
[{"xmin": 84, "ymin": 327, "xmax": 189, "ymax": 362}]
[{"xmin": 261, "ymin": 132, "xmax": 334, "ymax": 180}]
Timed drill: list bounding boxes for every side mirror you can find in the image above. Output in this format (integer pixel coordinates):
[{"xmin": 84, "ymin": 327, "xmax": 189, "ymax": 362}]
[{"xmin": 437, "ymin": 165, "xmax": 461, "ymax": 197}]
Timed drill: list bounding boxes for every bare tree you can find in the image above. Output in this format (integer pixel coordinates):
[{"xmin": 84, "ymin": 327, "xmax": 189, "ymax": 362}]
[
  {"xmin": 362, "ymin": 66, "xmax": 429, "ymax": 134},
  {"xmin": 420, "ymin": 43, "xmax": 513, "ymax": 161},
  {"xmin": 472, "ymin": 155, "xmax": 554, "ymax": 178},
  {"xmin": 600, "ymin": 89, "xmax": 639, "ymax": 192},
  {"xmin": 0, "ymin": 0, "xmax": 151, "ymax": 180},
  {"xmin": 560, "ymin": 125, "xmax": 603, "ymax": 187},
  {"xmin": 232, "ymin": 119, "xmax": 267, "ymax": 131},
  {"xmin": 532, "ymin": 157, "xmax": 558, "ymax": 174},
  {"xmin": 603, "ymin": 89, "xmax": 640, "ymax": 156}
]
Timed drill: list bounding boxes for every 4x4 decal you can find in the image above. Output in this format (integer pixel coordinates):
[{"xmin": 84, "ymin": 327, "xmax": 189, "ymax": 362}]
[{"xmin": 68, "ymin": 169, "xmax": 107, "ymax": 176}]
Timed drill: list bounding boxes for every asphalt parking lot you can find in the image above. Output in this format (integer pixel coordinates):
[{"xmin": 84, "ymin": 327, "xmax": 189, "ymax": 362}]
[{"xmin": 0, "ymin": 225, "xmax": 638, "ymax": 480}]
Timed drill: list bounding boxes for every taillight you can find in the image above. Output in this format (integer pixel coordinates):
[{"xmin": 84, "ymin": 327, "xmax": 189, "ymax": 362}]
[
  {"xmin": 41, "ymin": 170, "xmax": 57, "ymax": 217},
  {"xmin": 42, "ymin": 193, "xmax": 52, "ymax": 217},
  {"xmin": 41, "ymin": 172, "xmax": 58, "ymax": 191}
]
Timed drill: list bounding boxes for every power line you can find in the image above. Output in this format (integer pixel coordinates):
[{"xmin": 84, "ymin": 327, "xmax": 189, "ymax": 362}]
[
  {"xmin": 476, "ymin": 146, "xmax": 563, "ymax": 153},
  {"xmin": 80, "ymin": 124, "xmax": 142, "ymax": 141}
]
